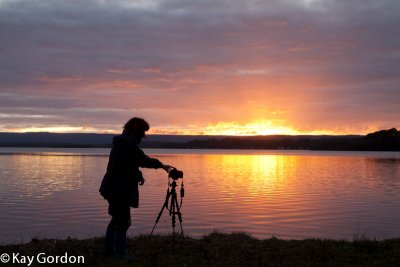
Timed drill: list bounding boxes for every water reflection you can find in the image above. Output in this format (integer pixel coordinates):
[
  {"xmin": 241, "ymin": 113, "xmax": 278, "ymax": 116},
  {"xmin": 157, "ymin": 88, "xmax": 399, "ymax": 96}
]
[
  {"xmin": 0, "ymin": 155, "xmax": 88, "ymax": 198},
  {"xmin": 0, "ymin": 150, "xmax": 400, "ymax": 244}
]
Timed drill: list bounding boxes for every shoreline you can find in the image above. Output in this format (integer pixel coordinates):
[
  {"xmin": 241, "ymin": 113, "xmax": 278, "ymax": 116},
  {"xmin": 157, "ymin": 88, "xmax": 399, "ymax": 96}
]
[{"xmin": 1, "ymin": 232, "xmax": 400, "ymax": 266}]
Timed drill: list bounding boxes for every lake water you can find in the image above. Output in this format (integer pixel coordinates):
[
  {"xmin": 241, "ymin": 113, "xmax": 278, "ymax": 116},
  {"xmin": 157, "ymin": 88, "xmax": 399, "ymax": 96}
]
[{"xmin": 0, "ymin": 147, "xmax": 400, "ymax": 244}]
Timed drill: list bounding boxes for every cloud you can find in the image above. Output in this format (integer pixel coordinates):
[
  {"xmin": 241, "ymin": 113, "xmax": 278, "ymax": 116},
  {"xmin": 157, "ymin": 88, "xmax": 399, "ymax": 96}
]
[{"xmin": 0, "ymin": 0, "xmax": 399, "ymax": 134}]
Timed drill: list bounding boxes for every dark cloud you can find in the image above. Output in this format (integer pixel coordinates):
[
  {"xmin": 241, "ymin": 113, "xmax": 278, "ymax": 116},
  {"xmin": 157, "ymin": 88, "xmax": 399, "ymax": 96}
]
[{"xmin": 0, "ymin": 0, "xmax": 399, "ymax": 133}]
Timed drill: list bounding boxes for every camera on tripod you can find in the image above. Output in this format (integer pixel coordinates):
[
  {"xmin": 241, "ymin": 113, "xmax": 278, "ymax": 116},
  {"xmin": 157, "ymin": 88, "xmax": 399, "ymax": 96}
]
[
  {"xmin": 169, "ymin": 168, "xmax": 183, "ymax": 180},
  {"xmin": 150, "ymin": 166, "xmax": 185, "ymax": 239}
]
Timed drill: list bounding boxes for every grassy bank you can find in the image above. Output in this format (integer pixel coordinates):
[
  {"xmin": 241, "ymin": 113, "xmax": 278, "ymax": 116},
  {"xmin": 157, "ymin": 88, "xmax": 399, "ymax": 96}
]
[{"xmin": 1, "ymin": 232, "xmax": 400, "ymax": 266}]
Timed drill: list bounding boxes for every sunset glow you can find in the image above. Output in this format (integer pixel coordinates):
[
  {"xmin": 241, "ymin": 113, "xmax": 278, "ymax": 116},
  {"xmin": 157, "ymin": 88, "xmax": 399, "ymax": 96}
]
[
  {"xmin": 0, "ymin": 0, "xmax": 399, "ymax": 135},
  {"xmin": 6, "ymin": 121, "xmax": 344, "ymax": 136},
  {"xmin": 11, "ymin": 126, "xmax": 110, "ymax": 134},
  {"xmin": 203, "ymin": 121, "xmax": 300, "ymax": 136},
  {"xmin": 151, "ymin": 121, "xmax": 311, "ymax": 136}
]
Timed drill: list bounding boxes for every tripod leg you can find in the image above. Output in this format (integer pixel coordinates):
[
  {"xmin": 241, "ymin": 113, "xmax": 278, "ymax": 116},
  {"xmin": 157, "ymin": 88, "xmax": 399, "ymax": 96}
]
[
  {"xmin": 173, "ymin": 195, "xmax": 184, "ymax": 237},
  {"xmin": 169, "ymin": 192, "xmax": 176, "ymax": 251},
  {"xmin": 149, "ymin": 189, "xmax": 171, "ymax": 237},
  {"xmin": 171, "ymin": 193, "xmax": 176, "ymax": 231}
]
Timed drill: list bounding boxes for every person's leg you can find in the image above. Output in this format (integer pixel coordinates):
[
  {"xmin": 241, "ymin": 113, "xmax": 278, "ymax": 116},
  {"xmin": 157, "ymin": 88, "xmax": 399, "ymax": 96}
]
[
  {"xmin": 109, "ymin": 201, "xmax": 131, "ymax": 257},
  {"xmin": 103, "ymin": 218, "xmax": 116, "ymax": 256}
]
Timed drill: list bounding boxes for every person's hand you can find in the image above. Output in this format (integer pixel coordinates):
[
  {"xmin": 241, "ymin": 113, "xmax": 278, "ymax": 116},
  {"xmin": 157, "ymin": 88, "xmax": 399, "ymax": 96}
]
[
  {"xmin": 162, "ymin": 164, "xmax": 174, "ymax": 173},
  {"xmin": 138, "ymin": 176, "xmax": 145, "ymax": 186}
]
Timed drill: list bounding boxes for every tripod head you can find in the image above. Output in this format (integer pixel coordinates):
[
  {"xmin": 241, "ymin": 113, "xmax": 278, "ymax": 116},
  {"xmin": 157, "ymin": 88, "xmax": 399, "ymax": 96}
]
[
  {"xmin": 168, "ymin": 168, "xmax": 183, "ymax": 180},
  {"xmin": 167, "ymin": 167, "xmax": 184, "ymax": 197}
]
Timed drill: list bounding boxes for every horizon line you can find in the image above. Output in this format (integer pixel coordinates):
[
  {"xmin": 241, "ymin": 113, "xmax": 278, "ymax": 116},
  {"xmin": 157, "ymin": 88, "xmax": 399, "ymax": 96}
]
[{"xmin": 0, "ymin": 131, "xmax": 365, "ymax": 137}]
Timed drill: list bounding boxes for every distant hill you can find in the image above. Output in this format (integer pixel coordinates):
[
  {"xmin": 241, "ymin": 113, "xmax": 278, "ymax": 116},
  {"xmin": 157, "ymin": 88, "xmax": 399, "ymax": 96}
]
[
  {"xmin": 0, "ymin": 132, "xmax": 222, "ymax": 148},
  {"xmin": 167, "ymin": 129, "xmax": 399, "ymax": 151},
  {"xmin": 0, "ymin": 132, "xmax": 113, "ymax": 147},
  {"xmin": 0, "ymin": 129, "xmax": 399, "ymax": 151}
]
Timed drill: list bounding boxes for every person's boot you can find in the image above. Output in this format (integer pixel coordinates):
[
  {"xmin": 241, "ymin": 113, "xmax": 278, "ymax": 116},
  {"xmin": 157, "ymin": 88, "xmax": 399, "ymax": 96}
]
[
  {"xmin": 115, "ymin": 230, "xmax": 131, "ymax": 261},
  {"xmin": 102, "ymin": 224, "xmax": 115, "ymax": 257}
]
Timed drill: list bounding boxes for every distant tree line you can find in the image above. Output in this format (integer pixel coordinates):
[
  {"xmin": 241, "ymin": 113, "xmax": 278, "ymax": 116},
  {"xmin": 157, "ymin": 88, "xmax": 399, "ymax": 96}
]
[{"xmin": 158, "ymin": 128, "xmax": 400, "ymax": 151}]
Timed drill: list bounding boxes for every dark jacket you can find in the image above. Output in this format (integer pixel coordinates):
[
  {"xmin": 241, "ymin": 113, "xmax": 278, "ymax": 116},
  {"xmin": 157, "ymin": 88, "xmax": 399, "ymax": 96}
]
[{"xmin": 99, "ymin": 130, "xmax": 163, "ymax": 207}]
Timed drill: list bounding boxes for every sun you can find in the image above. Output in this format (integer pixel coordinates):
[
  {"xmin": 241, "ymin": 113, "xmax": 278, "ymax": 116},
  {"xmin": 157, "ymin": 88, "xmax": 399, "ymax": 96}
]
[
  {"xmin": 150, "ymin": 120, "xmax": 337, "ymax": 136},
  {"xmin": 201, "ymin": 120, "xmax": 301, "ymax": 136}
]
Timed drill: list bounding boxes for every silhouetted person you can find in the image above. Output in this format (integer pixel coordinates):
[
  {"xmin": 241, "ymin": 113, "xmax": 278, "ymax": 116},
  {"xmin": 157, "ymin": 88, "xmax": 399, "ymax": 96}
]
[{"xmin": 99, "ymin": 117, "xmax": 171, "ymax": 259}]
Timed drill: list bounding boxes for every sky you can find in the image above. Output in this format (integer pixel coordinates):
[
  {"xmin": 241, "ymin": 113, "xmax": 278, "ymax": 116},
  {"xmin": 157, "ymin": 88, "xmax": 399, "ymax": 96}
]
[{"xmin": 0, "ymin": 0, "xmax": 399, "ymax": 135}]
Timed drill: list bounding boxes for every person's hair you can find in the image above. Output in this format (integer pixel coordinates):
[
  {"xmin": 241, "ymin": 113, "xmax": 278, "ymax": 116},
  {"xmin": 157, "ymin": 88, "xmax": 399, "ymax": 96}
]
[{"xmin": 124, "ymin": 117, "xmax": 150, "ymax": 133}]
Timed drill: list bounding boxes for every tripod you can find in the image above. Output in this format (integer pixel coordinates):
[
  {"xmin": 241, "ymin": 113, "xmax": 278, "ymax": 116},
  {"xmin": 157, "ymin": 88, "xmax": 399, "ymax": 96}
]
[{"xmin": 150, "ymin": 178, "xmax": 184, "ymax": 238}]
